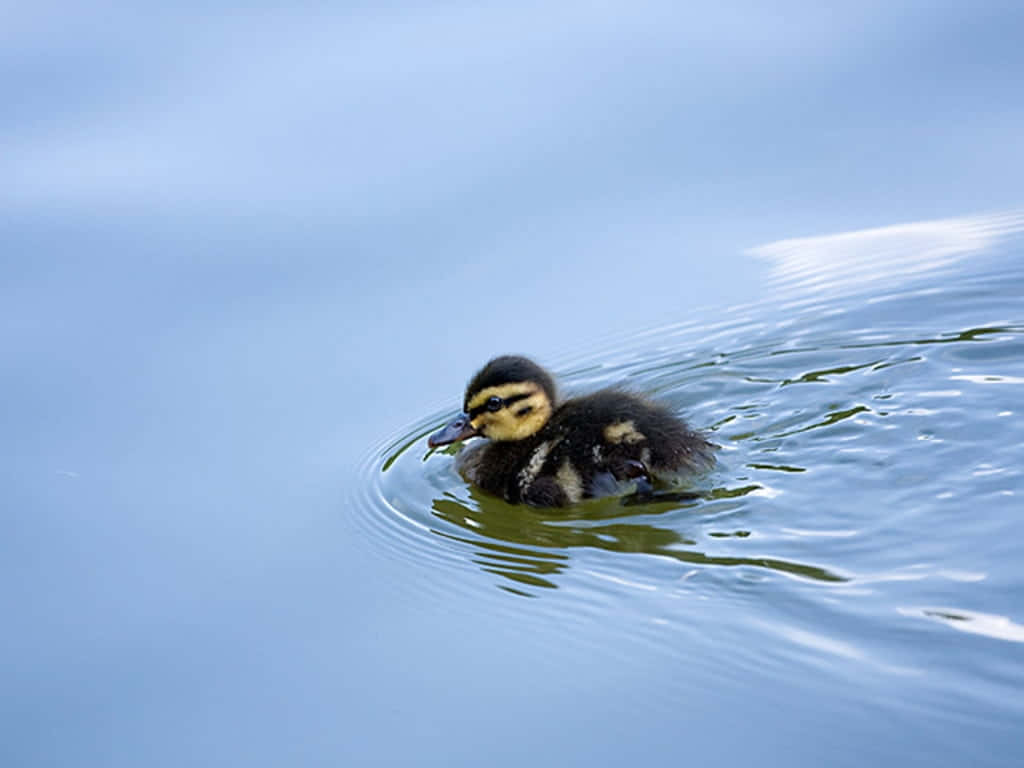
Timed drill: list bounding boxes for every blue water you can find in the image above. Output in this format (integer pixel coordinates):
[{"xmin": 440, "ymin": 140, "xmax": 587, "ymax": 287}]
[
  {"xmin": 5, "ymin": 3, "xmax": 1024, "ymax": 766},
  {"xmin": 364, "ymin": 234, "xmax": 1024, "ymax": 766}
]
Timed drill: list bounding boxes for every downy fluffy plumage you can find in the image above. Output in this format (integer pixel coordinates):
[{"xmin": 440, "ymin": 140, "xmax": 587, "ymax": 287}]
[{"xmin": 428, "ymin": 356, "xmax": 714, "ymax": 507}]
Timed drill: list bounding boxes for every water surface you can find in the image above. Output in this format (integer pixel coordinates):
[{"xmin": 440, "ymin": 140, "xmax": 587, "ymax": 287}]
[
  {"xmin": 359, "ymin": 225, "xmax": 1024, "ymax": 765},
  {"xmin": 6, "ymin": 3, "xmax": 1024, "ymax": 764}
]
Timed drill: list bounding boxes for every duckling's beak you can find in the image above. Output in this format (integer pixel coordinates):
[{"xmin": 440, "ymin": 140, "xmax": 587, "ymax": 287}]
[{"xmin": 428, "ymin": 413, "xmax": 479, "ymax": 447}]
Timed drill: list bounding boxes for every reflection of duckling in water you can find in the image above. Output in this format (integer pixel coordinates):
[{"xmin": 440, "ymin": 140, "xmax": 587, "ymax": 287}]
[
  {"xmin": 428, "ymin": 356, "xmax": 715, "ymax": 507},
  {"xmin": 431, "ymin": 487, "xmax": 844, "ymax": 588}
]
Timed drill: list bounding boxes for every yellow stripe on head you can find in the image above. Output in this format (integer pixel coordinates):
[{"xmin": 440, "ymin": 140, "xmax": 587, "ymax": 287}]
[
  {"xmin": 466, "ymin": 382, "xmax": 539, "ymax": 412},
  {"xmin": 466, "ymin": 384, "xmax": 553, "ymax": 441}
]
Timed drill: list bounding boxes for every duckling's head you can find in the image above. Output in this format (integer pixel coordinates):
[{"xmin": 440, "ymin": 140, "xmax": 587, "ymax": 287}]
[{"xmin": 428, "ymin": 356, "xmax": 556, "ymax": 447}]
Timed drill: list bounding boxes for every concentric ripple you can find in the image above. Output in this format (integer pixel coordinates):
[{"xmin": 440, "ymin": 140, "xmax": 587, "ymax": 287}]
[
  {"xmin": 348, "ymin": 227, "xmax": 1024, "ymax": 733},
  {"xmin": 353, "ymin": 262, "xmax": 1024, "ymax": 622}
]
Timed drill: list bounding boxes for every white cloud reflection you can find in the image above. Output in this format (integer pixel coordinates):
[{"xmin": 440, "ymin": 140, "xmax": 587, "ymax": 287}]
[
  {"xmin": 900, "ymin": 607, "xmax": 1024, "ymax": 643},
  {"xmin": 748, "ymin": 210, "xmax": 1024, "ymax": 295}
]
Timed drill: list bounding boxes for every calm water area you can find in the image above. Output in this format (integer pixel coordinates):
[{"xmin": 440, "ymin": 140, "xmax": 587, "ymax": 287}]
[
  {"xmin": 365, "ymin": 227, "xmax": 1024, "ymax": 767},
  {"xmin": 5, "ymin": 4, "xmax": 1024, "ymax": 766},
  {"xmin": 7, "ymin": 215, "xmax": 1024, "ymax": 767}
]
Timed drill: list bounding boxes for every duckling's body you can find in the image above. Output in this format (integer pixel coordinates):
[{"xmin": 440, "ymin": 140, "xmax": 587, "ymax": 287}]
[{"xmin": 429, "ymin": 356, "xmax": 714, "ymax": 507}]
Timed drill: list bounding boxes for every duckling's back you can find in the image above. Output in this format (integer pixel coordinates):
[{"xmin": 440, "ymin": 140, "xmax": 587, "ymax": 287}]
[{"xmin": 547, "ymin": 389, "xmax": 715, "ymax": 479}]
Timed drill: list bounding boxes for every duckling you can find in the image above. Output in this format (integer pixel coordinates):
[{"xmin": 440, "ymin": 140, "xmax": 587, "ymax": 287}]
[{"xmin": 428, "ymin": 355, "xmax": 714, "ymax": 507}]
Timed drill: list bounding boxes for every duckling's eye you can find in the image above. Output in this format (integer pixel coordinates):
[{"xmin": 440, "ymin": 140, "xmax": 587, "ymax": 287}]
[{"xmin": 486, "ymin": 396, "xmax": 503, "ymax": 412}]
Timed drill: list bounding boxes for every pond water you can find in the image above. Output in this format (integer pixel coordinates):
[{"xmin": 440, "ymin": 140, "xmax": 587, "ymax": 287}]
[
  {"xmin": 6, "ymin": 214, "xmax": 1024, "ymax": 768},
  {"xmin": 6, "ymin": 4, "xmax": 1024, "ymax": 766},
  {"xmin": 360, "ymin": 217, "xmax": 1024, "ymax": 765}
]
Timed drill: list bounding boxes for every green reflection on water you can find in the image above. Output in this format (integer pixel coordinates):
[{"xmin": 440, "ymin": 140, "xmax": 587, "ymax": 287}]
[
  {"xmin": 386, "ymin": 325, "xmax": 1024, "ymax": 597},
  {"xmin": 430, "ymin": 486, "xmax": 844, "ymax": 595},
  {"xmin": 772, "ymin": 404, "xmax": 871, "ymax": 438},
  {"xmin": 747, "ymin": 463, "xmax": 807, "ymax": 473},
  {"xmin": 781, "ymin": 360, "xmax": 883, "ymax": 386},
  {"xmin": 382, "ymin": 423, "xmax": 439, "ymax": 472},
  {"xmin": 841, "ymin": 325, "xmax": 1022, "ymax": 349}
]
